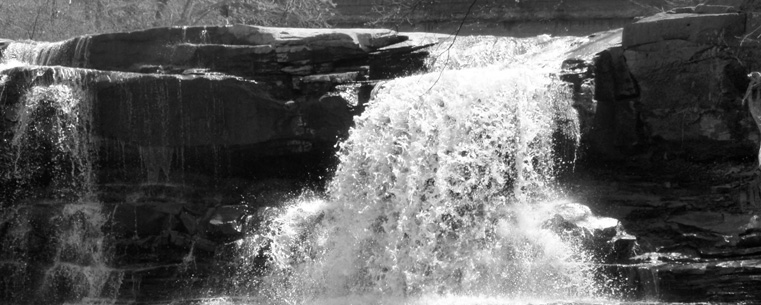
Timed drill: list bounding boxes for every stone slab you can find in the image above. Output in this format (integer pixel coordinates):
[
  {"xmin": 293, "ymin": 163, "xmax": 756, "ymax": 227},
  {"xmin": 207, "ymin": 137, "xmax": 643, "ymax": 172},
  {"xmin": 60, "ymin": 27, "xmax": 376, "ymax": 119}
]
[{"xmin": 623, "ymin": 13, "xmax": 746, "ymax": 48}]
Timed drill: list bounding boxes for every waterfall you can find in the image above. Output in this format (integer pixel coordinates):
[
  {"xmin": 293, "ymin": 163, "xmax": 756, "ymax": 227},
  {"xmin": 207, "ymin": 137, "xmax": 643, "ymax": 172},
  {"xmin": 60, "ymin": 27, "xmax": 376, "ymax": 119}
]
[
  {"xmin": 0, "ymin": 64, "xmax": 122, "ymax": 304},
  {"xmin": 1, "ymin": 37, "xmax": 91, "ymax": 68},
  {"xmin": 224, "ymin": 62, "xmax": 601, "ymax": 304},
  {"xmin": 1, "ymin": 30, "xmax": 612, "ymax": 304}
]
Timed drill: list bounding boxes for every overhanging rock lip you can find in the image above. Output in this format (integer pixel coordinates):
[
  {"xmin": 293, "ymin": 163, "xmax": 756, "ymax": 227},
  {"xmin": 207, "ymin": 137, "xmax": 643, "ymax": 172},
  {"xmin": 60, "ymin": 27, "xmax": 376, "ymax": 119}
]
[
  {"xmin": 623, "ymin": 12, "xmax": 746, "ymax": 49},
  {"xmin": 565, "ymin": 28, "xmax": 624, "ymax": 61}
]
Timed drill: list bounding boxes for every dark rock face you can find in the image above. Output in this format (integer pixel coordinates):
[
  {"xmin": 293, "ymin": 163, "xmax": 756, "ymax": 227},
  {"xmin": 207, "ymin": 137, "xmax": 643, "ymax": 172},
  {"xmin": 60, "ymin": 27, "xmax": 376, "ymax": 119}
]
[
  {"xmin": 558, "ymin": 3, "xmax": 761, "ymax": 302},
  {"xmin": 655, "ymin": 259, "xmax": 761, "ymax": 302},
  {"xmin": 563, "ymin": 4, "xmax": 761, "ymax": 161},
  {"xmin": 623, "ymin": 13, "xmax": 746, "ymax": 47},
  {"xmin": 564, "ymin": 156, "xmax": 761, "ymax": 302},
  {"xmin": 560, "ymin": 29, "xmax": 642, "ymax": 157},
  {"xmin": 622, "ymin": 11, "xmax": 758, "ymax": 160},
  {"xmin": 623, "ymin": 14, "xmax": 757, "ymax": 158},
  {"xmin": 589, "ymin": 46, "xmax": 641, "ymax": 156}
]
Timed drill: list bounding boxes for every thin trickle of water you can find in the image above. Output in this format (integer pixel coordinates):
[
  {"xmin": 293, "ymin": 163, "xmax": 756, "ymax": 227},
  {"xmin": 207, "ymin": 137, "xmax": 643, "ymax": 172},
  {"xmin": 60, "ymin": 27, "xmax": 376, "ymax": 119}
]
[
  {"xmin": 139, "ymin": 146, "xmax": 174, "ymax": 183},
  {"xmin": 636, "ymin": 266, "xmax": 661, "ymax": 299},
  {"xmin": 72, "ymin": 36, "xmax": 92, "ymax": 68},
  {"xmin": 201, "ymin": 27, "xmax": 210, "ymax": 44},
  {"xmin": 182, "ymin": 26, "xmax": 189, "ymax": 42}
]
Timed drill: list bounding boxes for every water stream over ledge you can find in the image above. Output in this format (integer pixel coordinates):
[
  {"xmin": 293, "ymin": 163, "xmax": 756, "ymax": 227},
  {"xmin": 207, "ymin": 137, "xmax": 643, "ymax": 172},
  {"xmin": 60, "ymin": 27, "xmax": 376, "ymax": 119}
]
[{"xmin": 1, "ymin": 26, "xmax": 759, "ymax": 305}]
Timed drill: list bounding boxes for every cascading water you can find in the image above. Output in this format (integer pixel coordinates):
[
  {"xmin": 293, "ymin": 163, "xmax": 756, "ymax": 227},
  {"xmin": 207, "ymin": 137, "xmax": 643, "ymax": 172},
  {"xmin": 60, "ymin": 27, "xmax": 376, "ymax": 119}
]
[
  {"xmin": 1, "ymin": 30, "xmax": 625, "ymax": 304},
  {"xmin": 1, "ymin": 36, "xmax": 91, "ymax": 68},
  {"xmin": 0, "ymin": 59, "xmax": 122, "ymax": 304},
  {"xmin": 11, "ymin": 78, "xmax": 93, "ymax": 191},
  {"xmin": 219, "ymin": 36, "xmax": 607, "ymax": 304}
]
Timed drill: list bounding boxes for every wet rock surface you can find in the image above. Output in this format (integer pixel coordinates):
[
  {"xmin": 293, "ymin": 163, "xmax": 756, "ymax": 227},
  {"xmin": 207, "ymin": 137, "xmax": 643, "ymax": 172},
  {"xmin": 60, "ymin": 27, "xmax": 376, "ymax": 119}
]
[
  {"xmin": 0, "ymin": 25, "xmax": 432, "ymax": 304},
  {"xmin": 564, "ymin": 26, "xmax": 759, "ymax": 161},
  {"xmin": 1, "ymin": 26, "xmax": 421, "ymax": 87},
  {"xmin": 567, "ymin": 157, "xmax": 761, "ymax": 302},
  {"xmin": 0, "ymin": 26, "xmax": 430, "ymax": 184},
  {"xmin": 558, "ymin": 4, "xmax": 761, "ymax": 299}
]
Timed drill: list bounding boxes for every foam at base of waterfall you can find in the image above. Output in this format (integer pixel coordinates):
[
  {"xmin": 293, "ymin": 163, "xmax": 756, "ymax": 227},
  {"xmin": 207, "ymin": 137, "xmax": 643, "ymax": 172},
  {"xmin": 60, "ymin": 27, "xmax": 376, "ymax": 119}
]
[{"xmin": 220, "ymin": 65, "xmax": 600, "ymax": 304}]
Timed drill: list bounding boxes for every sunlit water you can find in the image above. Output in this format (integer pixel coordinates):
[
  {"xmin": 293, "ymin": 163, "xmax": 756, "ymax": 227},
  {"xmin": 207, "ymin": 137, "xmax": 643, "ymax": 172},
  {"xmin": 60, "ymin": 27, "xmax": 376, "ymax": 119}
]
[
  {"xmin": 211, "ymin": 35, "xmax": 614, "ymax": 304},
  {"xmin": 1, "ymin": 36, "xmax": 91, "ymax": 67}
]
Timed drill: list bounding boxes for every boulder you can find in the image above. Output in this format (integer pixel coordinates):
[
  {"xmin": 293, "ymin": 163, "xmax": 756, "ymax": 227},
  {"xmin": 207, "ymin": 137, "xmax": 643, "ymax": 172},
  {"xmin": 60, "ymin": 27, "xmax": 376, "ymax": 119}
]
[{"xmin": 542, "ymin": 200, "xmax": 636, "ymax": 264}]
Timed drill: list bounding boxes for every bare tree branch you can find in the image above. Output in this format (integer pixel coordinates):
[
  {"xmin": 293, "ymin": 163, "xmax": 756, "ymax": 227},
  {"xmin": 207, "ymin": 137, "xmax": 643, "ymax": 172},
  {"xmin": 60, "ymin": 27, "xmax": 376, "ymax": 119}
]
[{"xmin": 426, "ymin": 0, "xmax": 478, "ymax": 94}]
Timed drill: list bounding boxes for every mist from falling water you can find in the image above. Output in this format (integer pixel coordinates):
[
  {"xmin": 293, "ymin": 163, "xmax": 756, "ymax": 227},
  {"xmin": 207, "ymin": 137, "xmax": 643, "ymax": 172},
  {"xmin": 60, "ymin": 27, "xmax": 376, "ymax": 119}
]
[
  {"xmin": 224, "ymin": 57, "xmax": 602, "ymax": 304},
  {"xmin": 1, "ymin": 63, "xmax": 122, "ymax": 304}
]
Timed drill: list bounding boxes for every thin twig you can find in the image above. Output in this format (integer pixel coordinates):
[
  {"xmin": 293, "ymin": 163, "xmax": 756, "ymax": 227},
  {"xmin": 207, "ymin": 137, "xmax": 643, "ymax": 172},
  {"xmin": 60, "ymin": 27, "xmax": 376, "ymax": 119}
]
[{"xmin": 424, "ymin": 0, "xmax": 478, "ymax": 94}]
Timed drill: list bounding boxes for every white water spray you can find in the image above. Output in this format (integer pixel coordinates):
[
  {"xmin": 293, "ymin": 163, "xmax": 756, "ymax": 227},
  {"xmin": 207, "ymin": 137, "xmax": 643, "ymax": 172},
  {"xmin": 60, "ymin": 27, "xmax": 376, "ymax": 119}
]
[
  {"xmin": 224, "ymin": 59, "xmax": 601, "ymax": 304},
  {"xmin": 2, "ymin": 37, "xmax": 91, "ymax": 68}
]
